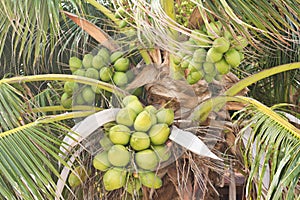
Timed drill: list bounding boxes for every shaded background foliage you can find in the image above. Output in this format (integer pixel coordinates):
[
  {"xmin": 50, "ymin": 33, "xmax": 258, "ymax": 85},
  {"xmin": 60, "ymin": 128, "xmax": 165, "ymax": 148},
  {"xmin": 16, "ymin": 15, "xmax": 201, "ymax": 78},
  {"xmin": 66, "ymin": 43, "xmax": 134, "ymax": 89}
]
[{"xmin": 0, "ymin": 0, "xmax": 114, "ymax": 76}]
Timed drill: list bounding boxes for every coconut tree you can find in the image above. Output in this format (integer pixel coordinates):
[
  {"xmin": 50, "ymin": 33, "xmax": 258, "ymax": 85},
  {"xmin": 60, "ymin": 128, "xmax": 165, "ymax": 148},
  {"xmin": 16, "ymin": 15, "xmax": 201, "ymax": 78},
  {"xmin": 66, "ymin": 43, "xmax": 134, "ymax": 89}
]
[{"xmin": 0, "ymin": 0, "xmax": 299, "ymax": 199}]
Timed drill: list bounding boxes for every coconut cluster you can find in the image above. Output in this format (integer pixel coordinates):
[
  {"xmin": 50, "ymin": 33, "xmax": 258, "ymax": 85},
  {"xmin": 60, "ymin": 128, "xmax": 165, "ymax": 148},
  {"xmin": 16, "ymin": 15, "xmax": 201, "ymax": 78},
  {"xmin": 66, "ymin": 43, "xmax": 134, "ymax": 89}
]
[
  {"xmin": 92, "ymin": 95, "xmax": 174, "ymax": 193},
  {"xmin": 171, "ymin": 20, "xmax": 248, "ymax": 84},
  {"xmin": 61, "ymin": 48, "xmax": 136, "ymax": 108}
]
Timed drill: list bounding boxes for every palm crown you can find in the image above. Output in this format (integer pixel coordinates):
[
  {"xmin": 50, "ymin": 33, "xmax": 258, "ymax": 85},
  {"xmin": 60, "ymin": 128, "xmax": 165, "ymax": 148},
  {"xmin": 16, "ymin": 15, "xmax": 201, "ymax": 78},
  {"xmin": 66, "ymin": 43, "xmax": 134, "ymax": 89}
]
[{"xmin": 0, "ymin": 0, "xmax": 299, "ymax": 199}]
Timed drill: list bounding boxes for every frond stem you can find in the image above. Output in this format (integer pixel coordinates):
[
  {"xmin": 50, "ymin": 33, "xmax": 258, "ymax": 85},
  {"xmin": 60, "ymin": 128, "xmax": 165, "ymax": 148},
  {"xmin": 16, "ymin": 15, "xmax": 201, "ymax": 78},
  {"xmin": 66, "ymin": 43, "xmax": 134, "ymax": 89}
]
[
  {"xmin": 0, "ymin": 74, "xmax": 128, "ymax": 97},
  {"xmin": 0, "ymin": 111, "xmax": 95, "ymax": 138}
]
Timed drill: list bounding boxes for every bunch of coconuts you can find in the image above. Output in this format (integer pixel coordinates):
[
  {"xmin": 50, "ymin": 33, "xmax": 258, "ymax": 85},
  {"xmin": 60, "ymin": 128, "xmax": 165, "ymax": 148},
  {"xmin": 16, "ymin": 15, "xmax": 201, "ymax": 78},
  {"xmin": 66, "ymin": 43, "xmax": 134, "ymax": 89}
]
[
  {"xmin": 171, "ymin": 20, "xmax": 248, "ymax": 84},
  {"xmin": 61, "ymin": 47, "xmax": 136, "ymax": 109},
  {"xmin": 92, "ymin": 95, "xmax": 174, "ymax": 194}
]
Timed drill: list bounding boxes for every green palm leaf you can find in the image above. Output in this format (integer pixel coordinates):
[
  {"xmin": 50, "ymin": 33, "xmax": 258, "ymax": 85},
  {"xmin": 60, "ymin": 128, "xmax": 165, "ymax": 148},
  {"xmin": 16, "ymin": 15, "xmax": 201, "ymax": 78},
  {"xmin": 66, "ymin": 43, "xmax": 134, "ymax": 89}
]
[
  {"xmin": 0, "ymin": 81, "xmax": 85, "ymax": 199},
  {"xmin": 233, "ymin": 97, "xmax": 300, "ymax": 199}
]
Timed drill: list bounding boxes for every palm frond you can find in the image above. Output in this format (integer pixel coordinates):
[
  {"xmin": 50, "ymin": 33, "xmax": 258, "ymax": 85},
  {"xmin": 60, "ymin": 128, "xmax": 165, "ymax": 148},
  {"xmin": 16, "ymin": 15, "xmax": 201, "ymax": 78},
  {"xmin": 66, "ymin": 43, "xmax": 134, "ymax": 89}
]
[
  {"xmin": 0, "ymin": 0, "xmax": 116, "ymax": 75},
  {"xmin": 0, "ymin": 0, "xmax": 62, "ymax": 74},
  {"xmin": 0, "ymin": 79, "xmax": 102, "ymax": 199},
  {"xmin": 0, "ymin": 83, "xmax": 65, "ymax": 199},
  {"xmin": 117, "ymin": 0, "xmax": 299, "ymax": 55},
  {"xmin": 234, "ymin": 96, "xmax": 300, "ymax": 199}
]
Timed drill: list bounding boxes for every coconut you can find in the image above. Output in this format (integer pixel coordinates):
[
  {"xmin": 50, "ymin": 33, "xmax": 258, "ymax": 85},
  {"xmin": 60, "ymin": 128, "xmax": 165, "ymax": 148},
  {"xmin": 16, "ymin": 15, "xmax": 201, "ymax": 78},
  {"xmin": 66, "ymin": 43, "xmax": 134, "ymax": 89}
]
[
  {"xmin": 124, "ymin": 177, "xmax": 142, "ymax": 195},
  {"xmin": 215, "ymin": 59, "xmax": 231, "ymax": 75},
  {"xmin": 180, "ymin": 58, "xmax": 190, "ymax": 69},
  {"xmin": 61, "ymin": 93, "xmax": 72, "ymax": 109},
  {"xmin": 85, "ymin": 68, "xmax": 99, "ymax": 80},
  {"xmin": 108, "ymin": 145, "xmax": 130, "ymax": 167},
  {"xmin": 225, "ymin": 49, "xmax": 241, "ymax": 68},
  {"xmin": 134, "ymin": 110, "xmax": 152, "ymax": 132},
  {"xmin": 93, "ymin": 151, "xmax": 111, "ymax": 171},
  {"xmin": 119, "ymin": 20, "xmax": 128, "ymax": 28},
  {"xmin": 110, "ymin": 51, "xmax": 124, "ymax": 64},
  {"xmin": 109, "ymin": 124, "xmax": 131, "ymax": 145},
  {"xmin": 116, "ymin": 107, "xmax": 137, "ymax": 127},
  {"xmin": 187, "ymin": 74, "xmax": 198, "ymax": 85},
  {"xmin": 103, "ymin": 168, "xmax": 127, "ymax": 191},
  {"xmin": 99, "ymin": 67, "xmax": 113, "ymax": 82},
  {"xmin": 135, "ymin": 149, "xmax": 158, "ymax": 170},
  {"xmin": 139, "ymin": 171, "xmax": 162, "ymax": 189},
  {"xmin": 193, "ymin": 48, "xmax": 207, "ymax": 63},
  {"xmin": 148, "ymin": 123, "xmax": 170, "ymax": 145},
  {"xmin": 68, "ymin": 166, "xmax": 87, "ymax": 188},
  {"xmin": 144, "ymin": 105, "xmax": 157, "ymax": 113},
  {"xmin": 206, "ymin": 48, "xmax": 223, "ymax": 63},
  {"xmin": 99, "ymin": 135, "xmax": 113, "ymax": 150},
  {"xmin": 82, "ymin": 54, "xmax": 94, "ymax": 69},
  {"xmin": 190, "ymin": 30, "xmax": 212, "ymax": 46},
  {"xmin": 204, "ymin": 74, "xmax": 215, "ymax": 83},
  {"xmin": 122, "ymin": 95, "xmax": 139, "ymax": 106},
  {"xmin": 73, "ymin": 69, "xmax": 85, "ymax": 76},
  {"xmin": 113, "ymin": 72, "xmax": 128, "ymax": 87},
  {"xmin": 126, "ymin": 70, "xmax": 135, "ymax": 82},
  {"xmin": 126, "ymin": 99, "xmax": 144, "ymax": 114},
  {"xmin": 207, "ymin": 21, "xmax": 222, "ymax": 39},
  {"xmin": 130, "ymin": 132, "xmax": 150, "ymax": 151},
  {"xmin": 171, "ymin": 53, "xmax": 182, "ymax": 65},
  {"xmin": 91, "ymin": 85, "xmax": 102, "ymax": 94},
  {"xmin": 97, "ymin": 48, "xmax": 110, "ymax": 64},
  {"xmin": 114, "ymin": 57, "xmax": 130, "ymax": 72},
  {"xmin": 223, "ymin": 29, "xmax": 233, "ymax": 40},
  {"xmin": 82, "ymin": 86, "xmax": 95, "ymax": 104},
  {"xmin": 232, "ymin": 35, "xmax": 248, "ymax": 50},
  {"xmin": 92, "ymin": 55, "xmax": 105, "ymax": 70},
  {"xmin": 64, "ymin": 82, "xmax": 79, "ymax": 95},
  {"xmin": 74, "ymin": 93, "xmax": 85, "ymax": 105},
  {"xmin": 188, "ymin": 60, "xmax": 202, "ymax": 71},
  {"xmin": 115, "ymin": 7, "xmax": 126, "ymax": 19},
  {"xmin": 156, "ymin": 108, "xmax": 174, "ymax": 125},
  {"xmin": 202, "ymin": 62, "xmax": 216, "ymax": 74},
  {"xmin": 69, "ymin": 56, "xmax": 82, "ymax": 72},
  {"xmin": 213, "ymin": 37, "xmax": 230, "ymax": 53},
  {"xmin": 152, "ymin": 145, "xmax": 171, "ymax": 162}
]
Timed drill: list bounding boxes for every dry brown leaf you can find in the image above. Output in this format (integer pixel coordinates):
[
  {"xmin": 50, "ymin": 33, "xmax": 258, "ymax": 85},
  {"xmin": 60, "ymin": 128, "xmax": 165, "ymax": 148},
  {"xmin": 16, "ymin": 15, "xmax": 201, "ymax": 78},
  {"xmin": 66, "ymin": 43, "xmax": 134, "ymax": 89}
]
[
  {"xmin": 126, "ymin": 65, "xmax": 159, "ymax": 90},
  {"xmin": 188, "ymin": 7, "xmax": 204, "ymax": 29},
  {"xmin": 148, "ymin": 48, "xmax": 162, "ymax": 64},
  {"xmin": 62, "ymin": 10, "xmax": 118, "ymax": 51}
]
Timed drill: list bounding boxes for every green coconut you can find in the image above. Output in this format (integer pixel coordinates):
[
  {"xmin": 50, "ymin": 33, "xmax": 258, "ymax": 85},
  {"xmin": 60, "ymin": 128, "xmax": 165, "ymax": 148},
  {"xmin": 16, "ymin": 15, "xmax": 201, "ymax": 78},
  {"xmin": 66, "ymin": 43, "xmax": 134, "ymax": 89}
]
[
  {"xmin": 109, "ymin": 124, "xmax": 131, "ymax": 145},
  {"xmin": 206, "ymin": 47, "xmax": 223, "ymax": 63},
  {"xmin": 130, "ymin": 132, "xmax": 150, "ymax": 151},
  {"xmin": 116, "ymin": 107, "xmax": 137, "ymax": 127},
  {"xmin": 134, "ymin": 110, "xmax": 152, "ymax": 132},
  {"xmin": 107, "ymin": 145, "xmax": 130, "ymax": 167},
  {"xmin": 103, "ymin": 168, "xmax": 127, "ymax": 191},
  {"xmin": 224, "ymin": 49, "xmax": 241, "ymax": 68},
  {"xmin": 148, "ymin": 123, "xmax": 170, "ymax": 145},
  {"xmin": 156, "ymin": 108, "xmax": 174, "ymax": 125},
  {"xmin": 114, "ymin": 57, "xmax": 130, "ymax": 72},
  {"xmin": 82, "ymin": 54, "xmax": 94, "ymax": 69},
  {"xmin": 93, "ymin": 151, "xmax": 111, "ymax": 171},
  {"xmin": 135, "ymin": 149, "xmax": 158, "ymax": 170},
  {"xmin": 212, "ymin": 37, "xmax": 230, "ymax": 53},
  {"xmin": 139, "ymin": 171, "xmax": 162, "ymax": 189}
]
